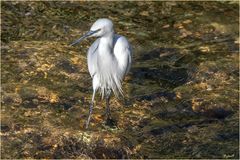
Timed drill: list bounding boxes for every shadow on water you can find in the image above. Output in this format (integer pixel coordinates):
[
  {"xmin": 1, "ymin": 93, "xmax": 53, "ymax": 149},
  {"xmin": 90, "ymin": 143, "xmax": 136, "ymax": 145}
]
[
  {"xmin": 132, "ymin": 48, "xmax": 190, "ymax": 87},
  {"xmin": 127, "ymin": 47, "xmax": 197, "ymax": 104}
]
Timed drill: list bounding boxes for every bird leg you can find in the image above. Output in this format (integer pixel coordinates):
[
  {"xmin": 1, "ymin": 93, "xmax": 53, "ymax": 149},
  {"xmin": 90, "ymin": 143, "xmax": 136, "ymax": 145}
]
[
  {"xmin": 85, "ymin": 90, "xmax": 96, "ymax": 129},
  {"xmin": 105, "ymin": 89, "xmax": 111, "ymax": 119},
  {"xmin": 85, "ymin": 103, "xmax": 93, "ymax": 129},
  {"xmin": 104, "ymin": 89, "xmax": 118, "ymax": 127}
]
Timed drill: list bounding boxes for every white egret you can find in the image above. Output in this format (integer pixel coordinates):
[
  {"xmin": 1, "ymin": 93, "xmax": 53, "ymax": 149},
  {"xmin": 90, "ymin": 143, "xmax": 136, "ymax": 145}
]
[{"xmin": 70, "ymin": 18, "xmax": 132, "ymax": 128}]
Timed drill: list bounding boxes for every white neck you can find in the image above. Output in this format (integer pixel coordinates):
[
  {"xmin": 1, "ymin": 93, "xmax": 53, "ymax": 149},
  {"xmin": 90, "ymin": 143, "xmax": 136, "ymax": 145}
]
[{"xmin": 99, "ymin": 32, "xmax": 114, "ymax": 55}]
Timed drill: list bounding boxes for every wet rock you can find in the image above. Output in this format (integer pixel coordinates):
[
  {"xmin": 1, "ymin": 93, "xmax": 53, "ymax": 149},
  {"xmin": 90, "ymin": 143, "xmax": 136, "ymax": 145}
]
[
  {"xmin": 166, "ymin": 105, "xmax": 178, "ymax": 112},
  {"xmin": 93, "ymin": 144, "xmax": 127, "ymax": 159},
  {"xmin": 53, "ymin": 135, "xmax": 128, "ymax": 159},
  {"xmin": 22, "ymin": 100, "xmax": 38, "ymax": 108},
  {"xmin": 105, "ymin": 117, "xmax": 118, "ymax": 128},
  {"xmin": 143, "ymin": 119, "xmax": 178, "ymax": 135},
  {"xmin": 53, "ymin": 136, "xmax": 92, "ymax": 159},
  {"xmin": 19, "ymin": 87, "xmax": 38, "ymax": 100},
  {"xmin": 215, "ymin": 132, "xmax": 239, "ymax": 141},
  {"xmin": 132, "ymin": 65, "xmax": 189, "ymax": 87},
  {"xmin": 34, "ymin": 151, "xmax": 52, "ymax": 159},
  {"xmin": 150, "ymin": 125, "xmax": 179, "ymax": 135},
  {"xmin": 56, "ymin": 60, "xmax": 78, "ymax": 73},
  {"xmin": 138, "ymin": 118, "xmax": 150, "ymax": 128},
  {"xmin": 230, "ymin": 69, "xmax": 239, "ymax": 77},
  {"xmin": 187, "ymin": 125, "xmax": 199, "ymax": 133},
  {"xmin": 136, "ymin": 91, "xmax": 176, "ymax": 101},
  {"xmin": 37, "ymin": 142, "xmax": 52, "ymax": 151},
  {"xmin": 58, "ymin": 102, "xmax": 72, "ymax": 110},
  {"xmin": 17, "ymin": 51, "xmax": 29, "ymax": 58},
  {"xmin": 1, "ymin": 124, "xmax": 10, "ymax": 132},
  {"xmin": 24, "ymin": 110, "xmax": 41, "ymax": 117},
  {"xmin": 32, "ymin": 99, "xmax": 39, "ymax": 105},
  {"xmin": 138, "ymin": 48, "xmax": 179, "ymax": 61},
  {"xmin": 203, "ymin": 108, "xmax": 233, "ymax": 119},
  {"xmin": 13, "ymin": 123, "xmax": 22, "ymax": 131},
  {"xmin": 2, "ymin": 93, "xmax": 22, "ymax": 105},
  {"xmin": 23, "ymin": 100, "xmax": 31, "ymax": 106}
]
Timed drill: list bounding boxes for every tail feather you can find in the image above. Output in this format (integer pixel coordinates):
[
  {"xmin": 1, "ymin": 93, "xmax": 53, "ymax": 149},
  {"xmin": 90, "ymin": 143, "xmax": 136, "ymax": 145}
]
[{"xmin": 99, "ymin": 73, "xmax": 123, "ymax": 99}]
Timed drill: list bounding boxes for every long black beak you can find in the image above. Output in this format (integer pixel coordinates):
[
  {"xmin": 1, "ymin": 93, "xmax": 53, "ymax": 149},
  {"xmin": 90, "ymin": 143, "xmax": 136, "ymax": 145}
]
[{"xmin": 70, "ymin": 29, "xmax": 99, "ymax": 46}]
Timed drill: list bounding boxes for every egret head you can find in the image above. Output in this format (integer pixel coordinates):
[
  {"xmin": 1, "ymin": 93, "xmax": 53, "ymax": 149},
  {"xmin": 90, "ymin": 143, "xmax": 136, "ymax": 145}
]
[
  {"xmin": 70, "ymin": 18, "xmax": 114, "ymax": 46},
  {"xmin": 90, "ymin": 18, "xmax": 114, "ymax": 37}
]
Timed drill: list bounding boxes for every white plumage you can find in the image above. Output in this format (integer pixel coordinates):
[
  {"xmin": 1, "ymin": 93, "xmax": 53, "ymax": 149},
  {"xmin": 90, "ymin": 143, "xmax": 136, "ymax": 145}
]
[
  {"xmin": 88, "ymin": 34, "xmax": 131, "ymax": 97},
  {"xmin": 70, "ymin": 18, "xmax": 132, "ymax": 128}
]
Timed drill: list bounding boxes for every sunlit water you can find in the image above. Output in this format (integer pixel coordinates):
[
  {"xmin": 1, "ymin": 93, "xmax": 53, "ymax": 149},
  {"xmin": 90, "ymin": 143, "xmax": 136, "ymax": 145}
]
[{"xmin": 1, "ymin": 1, "xmax": 239, "ymax": 159}]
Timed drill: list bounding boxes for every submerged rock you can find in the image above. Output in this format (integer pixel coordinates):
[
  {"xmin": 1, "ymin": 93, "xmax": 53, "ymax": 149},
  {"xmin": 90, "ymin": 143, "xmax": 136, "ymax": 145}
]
[
  {"xmin": 2, "ymin": 93, "xmax": 22, "ymax": 105},
  {"xmin": 203, "ymin": 108, "xmax": 233, "ymax": 119},
  {"xmin": 56, "ymin": 59, "xmax": 78, "ymax": 73},
  {"xmin": 1, "ymin": 124, "xmax": 10, "ymax": 132},
  {"xmin": 19, "ymin": 87, "xmax": 38, "ymax": 100}
]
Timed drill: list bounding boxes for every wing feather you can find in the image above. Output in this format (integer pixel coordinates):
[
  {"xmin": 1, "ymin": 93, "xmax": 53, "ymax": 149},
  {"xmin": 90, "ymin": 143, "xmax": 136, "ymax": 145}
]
[
  {"xmin": 87, "ymin": 38, "xmax": 100, "ymax": 77},
  {"xmin": 113, "ymin": 35, "xmax": 132, "ymax": 79}
]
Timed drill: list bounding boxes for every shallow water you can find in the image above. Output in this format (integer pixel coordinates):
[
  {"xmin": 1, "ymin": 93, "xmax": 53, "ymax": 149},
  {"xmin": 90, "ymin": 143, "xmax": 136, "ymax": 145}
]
[{"xmin": 1, "ymin": 1, "xmax": 239, "ymax": 159}]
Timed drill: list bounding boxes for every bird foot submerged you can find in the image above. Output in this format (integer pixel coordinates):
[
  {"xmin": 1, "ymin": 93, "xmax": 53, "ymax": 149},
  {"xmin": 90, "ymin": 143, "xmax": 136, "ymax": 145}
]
[
  {"xmin": 85, "ymin": 114, "xmax": 118, "ymax": 129},
  {"xmin": 105, "ymin": 117, "xmax": 118, "ymax": 128},
  {"xmin": 85, "ymin": 107, "xmax": 118, "ymax": 129}
]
